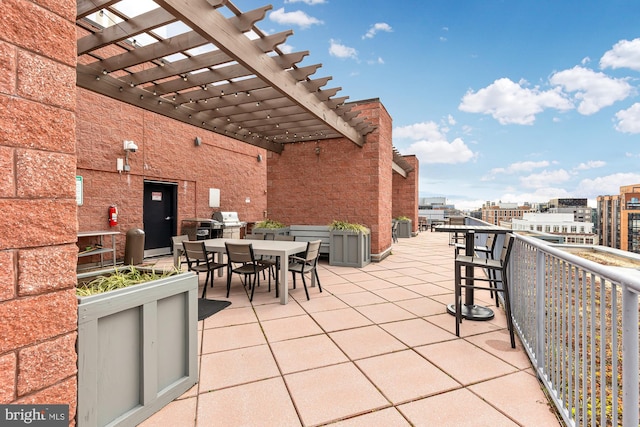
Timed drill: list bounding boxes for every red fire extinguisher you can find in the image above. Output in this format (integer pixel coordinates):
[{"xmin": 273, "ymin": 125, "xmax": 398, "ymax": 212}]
[{"xmin": 108, "ymin": 205, "xmax": 118, "ymax": 227}]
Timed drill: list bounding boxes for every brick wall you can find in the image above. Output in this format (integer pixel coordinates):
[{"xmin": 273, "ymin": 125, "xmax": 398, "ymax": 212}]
[
  {"xmin": 0, "ymin": 0, "xmax": 78, "ymax": 420},
  {"xmin": 76, "ymin": 90, "xmax": 268, "ymax": 259},
  {"xmin": 266, "ymin": 99, "xmax": 395, "ymax": 258},
  {"xmin": 393, "ymin": 155, "xmax": 420, "ymax": 233}
]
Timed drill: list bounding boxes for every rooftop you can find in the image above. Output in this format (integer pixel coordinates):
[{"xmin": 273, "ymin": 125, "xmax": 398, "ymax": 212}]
[{"xmin": 140, "ymin": 231, "xmax": 560, "ymax": 426}]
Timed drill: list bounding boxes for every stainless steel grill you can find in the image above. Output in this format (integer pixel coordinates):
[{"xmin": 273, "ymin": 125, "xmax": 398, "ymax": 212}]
[{"xmin": 212, "ymin": 212, "xmax": 244, "ymax": 239}]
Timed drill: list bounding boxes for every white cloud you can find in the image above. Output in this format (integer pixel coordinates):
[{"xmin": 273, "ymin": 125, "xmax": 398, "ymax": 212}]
[
  {"xmin": 269, "ymin": 8, "xmax": 323, "ymax": 29},
  {"xmin": 600, "ymin": 38, "xmax": 640, "ymax": 71},
  {"xmin": 483, "ymin": 160, "xmax": 550, "ymax": 181},
  {"xmin": 366, "ymin": 57, "xmax": 385, "ymax": 65},
  {"xmin": 520, "ymin": 169, "xmax": 571, "ymax": 189},
  {"xmin": 549, "ymin": 66, "xmax": 633, "ymax": 115},
  {"xmin": 394, "ymin": 121, "xmax": 476, "ymax": 164},
  {"xmin": 447, "ymin": 115, "xmax": 456, "ymax": 125},
  {"xmin": 285, "ymin": 0, "xmax": 326, "ymax": 4},
  {"xmin": 408, "ymin": 138, "xmax": 476, "ymax": 164},
  {"xmin": 614, "ymin": 103, "xmax": 640, "ymax": 133},
  {"xmin": 458, "ymin": 78, "xmax": 572, "ymax": 125},
  {"xmin": 362, "ymin": 23, "xmax": 392, "ymax": 39},
  {"xmin": 577, "ymin": 172, "xmax": 640, "ymax": 197},
  {"xmin": 581, "ymin": 56, "xmax": 591, "ymax": 65},
  {"xmin": 500, "ymin": 187, "xmax": 573, "ymax": 205},
  {"xmin": 394, "ymin": 121, "xmax": 446, "ymax": 140},
  {"xmin": 329, "ymin": 39, "xmax": 358, "ymax": 60},
  {"xmin": 574, "ymin": 160, "xmax": 606, "ymax": 171}
]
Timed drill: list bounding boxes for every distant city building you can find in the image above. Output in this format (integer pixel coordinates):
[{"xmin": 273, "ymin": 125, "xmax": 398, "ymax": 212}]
[
  {"xmin": 597, "ymin": 184, "xmax": 640, "ymax": 253},
  {"xmin": 512, "ymin": 212, "xmax": 596, "ymax": 245},
  {"xmin": 547, "ymin": 198, "xmax": 592, "ymax": 222},
  {"xmin": 481, "ymin": 202, "xmax": 531, "ymax": 225},
  {"xmin": 418, "ymin": 197, "xmax": 457, "ymax": 221}
]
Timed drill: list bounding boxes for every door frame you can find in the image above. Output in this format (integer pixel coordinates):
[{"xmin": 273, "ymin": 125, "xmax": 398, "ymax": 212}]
[{"xmin": 143, "ymin": 180, "xmax": 178, "ymax": 258}]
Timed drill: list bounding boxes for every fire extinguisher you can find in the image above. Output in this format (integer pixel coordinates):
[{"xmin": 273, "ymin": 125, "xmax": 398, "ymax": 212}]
[{"xmin": 108, "ymin": 205, "xmax": 118, "ymax": 227}]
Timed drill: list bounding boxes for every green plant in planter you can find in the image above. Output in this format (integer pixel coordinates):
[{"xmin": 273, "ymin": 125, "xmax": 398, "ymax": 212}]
[
  {"xmin": 395, "ymin": 215, "xmax": 411, "ymax": 221},
  {"xmin": 328, "ymin": 220, "xmax": 369, "ymax": 233},
  {"xmin": 76, "ymin": 266, "xmax": 179, "ymax": 296},
  {"xmin": 254, "ymin": 219, "xmax": 287, "ymax": 229}
]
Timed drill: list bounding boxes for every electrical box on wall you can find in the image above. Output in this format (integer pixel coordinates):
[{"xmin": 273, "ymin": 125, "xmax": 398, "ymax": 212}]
[{"xmin": 209, "ymin": 188, "xmax": 220, "ymax": 208}]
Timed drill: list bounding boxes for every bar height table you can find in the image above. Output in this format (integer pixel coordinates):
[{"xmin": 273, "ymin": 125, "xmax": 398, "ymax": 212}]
[{"xmin": 434, "ymin": 224, "xmax": 510, "ymax": 321}]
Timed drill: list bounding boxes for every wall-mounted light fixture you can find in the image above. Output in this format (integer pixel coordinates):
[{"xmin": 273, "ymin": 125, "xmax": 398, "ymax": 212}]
[
  {"xmin": 315, "ymin": 147, "xmax": 321, "ymax": 155},
  {"xmin": 257, "ymin": 154, "xmax": 263, "ymax": 162},
  {"xmin": 194, "ymin": 136, "xmax": 202, "ymax": 146}
]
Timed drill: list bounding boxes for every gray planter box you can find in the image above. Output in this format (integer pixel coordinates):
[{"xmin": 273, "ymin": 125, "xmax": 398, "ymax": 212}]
[
  {"xmin": 76, "ymin": 268, "xmax": 198, "ymax": 427},
  {"xmin": 252, "ymin": 227, "xmax": 290, "ymax": 239},
  {"xmin": 329, "ymin": 229, "xmax": 371, "ymax": 267},
  {"xmin": 397, "ymin": 220, "xmax": 412, "ymax": 238}
]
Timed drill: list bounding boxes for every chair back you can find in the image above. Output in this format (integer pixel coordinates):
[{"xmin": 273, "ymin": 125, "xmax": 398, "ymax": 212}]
[
  {"xmin": 225, "ymin": 242, "xmax": 255, "ymax": 264},
  {"xmin": 274, "ymin": 235, "xmax": 295, "ymax": 241},
  {"xmin": 499, "ymin": 233, "xmax": 515, "ymax": 267},
  {"xmin": 182, "ymin": 240, "xmax": 208, "ymax": 263},
  {"xmin": 303, "ymin": 240, "xmax": 322, "ymax": 264},
  {"xmin": 172, "ymin": 234, "xmax": 189, "ymax": 247},
  {"xmin": 485, "ymin": 233, "xmax": 498, "ymax": 252}
]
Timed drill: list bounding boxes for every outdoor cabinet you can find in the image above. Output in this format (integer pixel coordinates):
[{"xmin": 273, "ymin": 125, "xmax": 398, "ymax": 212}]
[
  {"xmin": 76, "ymin": 269, "xmax": 198, "ymax": 427},
  {"xmin": 329, "ymin": 229, "xmax": 371, "ymax": 268}
]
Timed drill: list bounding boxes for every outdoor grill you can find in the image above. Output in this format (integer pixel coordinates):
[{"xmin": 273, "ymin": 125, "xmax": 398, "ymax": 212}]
[
  {"xmin": 181, "ymin": 218, "xmax": 223, "ymax": 240},
  {"xmin": 212, "ymin": 211, "xmax": 245, "ymax": 239}
]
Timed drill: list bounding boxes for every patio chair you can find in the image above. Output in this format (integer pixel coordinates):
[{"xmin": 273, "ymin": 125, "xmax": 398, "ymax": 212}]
[
  {"xmin": 454, "ymin": 233, "xmax": 516, "ymax": 348},
  {"xmin": 455, "ymin": 233, "xmax": 499, "ymax": 300},
  {"xmin": 171, "ymin": 235, "xmax": 189, "ymax": 267},
  {"xmin": 288, "ymin": 240, "xmax": 323, "ymax": 300},
  {"xmin": 225, "ymin": 242, "xmax": 270, "ymax": 301},
  {"xmin": 257, "ymin": 235, "xmax": 296, "ymax": 297},
  {"xmin": 182, "ymin": 241, "xmax": 225, "ymax": 299},
  {"xmin": 391, "ymin": 221, "xmax": 399, "ymax": 243}
]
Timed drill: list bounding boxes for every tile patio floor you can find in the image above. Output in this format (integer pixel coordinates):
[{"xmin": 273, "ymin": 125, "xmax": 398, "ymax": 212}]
[{"xmin": 140, "ymin": 230, "xmax": 561, "ymax": 426}]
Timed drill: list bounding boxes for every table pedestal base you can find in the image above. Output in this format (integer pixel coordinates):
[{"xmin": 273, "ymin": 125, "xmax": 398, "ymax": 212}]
[{"xmin": 447, "ymin": 303, "xmax": 494, "ymax": 320}]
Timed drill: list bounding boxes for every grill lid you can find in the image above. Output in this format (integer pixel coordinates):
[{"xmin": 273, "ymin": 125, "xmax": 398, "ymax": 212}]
[{"xmin": 212, "ymin": 211, "xmax": 242, "ymax": 226}]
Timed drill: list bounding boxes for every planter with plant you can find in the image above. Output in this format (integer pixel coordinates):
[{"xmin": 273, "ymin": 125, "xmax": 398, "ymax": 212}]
[
  {"xmin": 76, "ymin": 266, "xmax": 198, "ymax": 427},
  {"xmin": 252, "ymin": 219, "xmax": 290, "ymax": 239},
  {"xmin": 395, "ymin": 215, "xmax": 413, "ymax": 238},
  {"xmin": 328, "ymin": 220, "xmax": 371, "ymax": 267}
]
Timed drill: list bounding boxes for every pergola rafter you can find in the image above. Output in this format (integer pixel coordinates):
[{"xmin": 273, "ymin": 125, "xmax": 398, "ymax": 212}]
[{"xmin": 76, "ymin": 0, "xmax": 375, "ymax": 152}]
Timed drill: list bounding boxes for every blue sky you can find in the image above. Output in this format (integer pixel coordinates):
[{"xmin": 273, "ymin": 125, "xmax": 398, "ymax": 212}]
[
  {"xmin": 231, "ymin": 0, "xmax": 640, "ymax": 210},
  {"xmin": 116, "ymin": 0, "xmax": 640, "ymax": 210}
]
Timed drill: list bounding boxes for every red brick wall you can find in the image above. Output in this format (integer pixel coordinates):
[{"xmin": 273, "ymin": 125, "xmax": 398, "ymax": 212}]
[
  {"xmin": 76, "ymin": 90, "xmax": 268, "ymax": 258},
  {"xmin": 266, "ymin": 99, "xmax": 395, "ymax": 258},
  {"xmin": 0, "ymin": 0, "xmax": 78, "ymax": 419},
  {"xmin": 393, "ymin": 155, "xmax": 420, "ymax": 233}
]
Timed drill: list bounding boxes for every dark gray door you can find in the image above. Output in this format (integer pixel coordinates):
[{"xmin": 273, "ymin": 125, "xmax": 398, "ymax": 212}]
[{"xmin": 143, "ymin": 181, "xmax": 177, "ymax": 257}]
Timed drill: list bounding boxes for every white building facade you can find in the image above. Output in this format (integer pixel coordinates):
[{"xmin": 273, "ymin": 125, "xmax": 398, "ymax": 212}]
[{"xmin": 512, "ymin": 213, "xmax": 597, "ymax": 245}]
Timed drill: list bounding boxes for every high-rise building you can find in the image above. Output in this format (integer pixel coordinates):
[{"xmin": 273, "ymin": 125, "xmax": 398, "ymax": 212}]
[
  {"xmin": 548, "ymin": 198, "xmax": 592, "ymax": 222},
  {"xmin": 597, "ymin": 184, "xmax": 640, "ymax": 253}
]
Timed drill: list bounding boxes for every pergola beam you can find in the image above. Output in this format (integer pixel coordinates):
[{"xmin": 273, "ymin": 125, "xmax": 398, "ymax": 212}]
[{"xmin": 153, "ymin": 0, "xmax": 365, "ymax": 146}]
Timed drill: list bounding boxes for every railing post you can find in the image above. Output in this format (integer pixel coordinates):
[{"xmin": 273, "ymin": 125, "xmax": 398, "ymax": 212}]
[
  {"xmin": 622, "ymin": 287, "xmax": 639, "ymax": 427},
  {"xmin": 535, "ymin": 249, "xmax": 545, "ymax": 371}
]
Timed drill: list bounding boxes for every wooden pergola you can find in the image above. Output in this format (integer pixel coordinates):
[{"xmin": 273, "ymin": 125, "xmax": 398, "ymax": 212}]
[{"xmin": 76, "ymin": 0, "xmax": 376, "ymax": 154}]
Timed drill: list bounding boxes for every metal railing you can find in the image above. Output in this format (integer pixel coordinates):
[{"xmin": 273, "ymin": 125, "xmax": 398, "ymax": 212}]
[{"xmin": 464, "ymin": 217, "xmax": 639, "ymax": 426}]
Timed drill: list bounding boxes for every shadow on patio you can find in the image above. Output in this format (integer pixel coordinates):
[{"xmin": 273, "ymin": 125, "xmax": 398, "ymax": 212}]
[{"xmin": 140, "ymin": 231, "xmax": 561, "ymax": 426}]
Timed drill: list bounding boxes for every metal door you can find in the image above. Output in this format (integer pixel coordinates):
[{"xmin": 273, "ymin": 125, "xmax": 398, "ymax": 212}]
[{"xmin": 143, "ymin": 181, "xmax": 177, "ymax": 257}]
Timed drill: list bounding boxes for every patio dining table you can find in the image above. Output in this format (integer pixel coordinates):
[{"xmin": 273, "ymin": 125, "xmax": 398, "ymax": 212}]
[
  {"xmin": 174, "ymin": 238, "xmax": 308, "ymax": 304},
  {"xmin": 434, "ymin": 224, "xmax": 510, "ymax": 320}
]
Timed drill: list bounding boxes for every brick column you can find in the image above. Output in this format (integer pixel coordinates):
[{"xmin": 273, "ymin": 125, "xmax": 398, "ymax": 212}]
[
  {"xmin": 393, "ymin": 155, "xmax": 419, "ymax": 233},
  {"xmin": 0, "ymin": 0, "xmax": 78, "ymax": 419}
]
